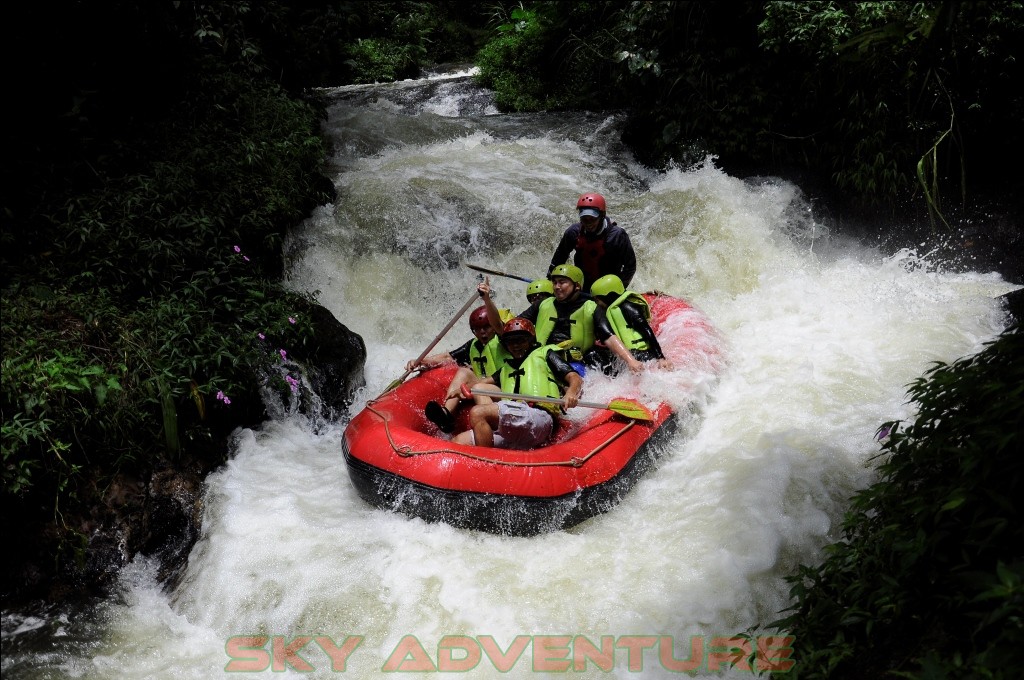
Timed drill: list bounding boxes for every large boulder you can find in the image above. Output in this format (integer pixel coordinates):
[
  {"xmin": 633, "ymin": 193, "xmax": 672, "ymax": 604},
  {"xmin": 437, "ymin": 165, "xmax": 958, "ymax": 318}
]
[{"xmin": 293, "ymin": 301, "xmax": 367, "ymax": 419}]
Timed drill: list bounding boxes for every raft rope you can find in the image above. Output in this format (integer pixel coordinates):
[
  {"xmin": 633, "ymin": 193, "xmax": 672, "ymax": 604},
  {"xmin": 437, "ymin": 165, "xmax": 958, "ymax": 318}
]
[{"xmin": 365, "ymin": 403, "xmax": 637, "ymax": 468}]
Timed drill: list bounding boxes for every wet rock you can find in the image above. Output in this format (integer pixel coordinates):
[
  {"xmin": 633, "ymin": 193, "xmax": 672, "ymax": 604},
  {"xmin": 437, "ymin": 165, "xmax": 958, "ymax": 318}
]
[
  {"xmin": 1002, "ymin": 288, "xmax": 1024, "ymax": 325},
  {"xmin": 143, "ymin": 465, "xmax": 205, "ymax": 587},
  {"xmin": 294, "ymin": 301, "xmax": 367, "ymax": 420}
]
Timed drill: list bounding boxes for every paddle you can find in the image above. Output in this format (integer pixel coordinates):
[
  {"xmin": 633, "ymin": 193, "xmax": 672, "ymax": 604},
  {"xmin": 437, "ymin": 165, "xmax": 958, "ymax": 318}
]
[
  {"xmin": 468, "ymin": 386, "xmax": 654, "ymax": 421},
  {"xmin": 381, "ymin": 289, "xmax": 481, "ymax": 393},
  {"xmin": 465, "ymin": 263, "xmax": 534, "ymax": 283}
]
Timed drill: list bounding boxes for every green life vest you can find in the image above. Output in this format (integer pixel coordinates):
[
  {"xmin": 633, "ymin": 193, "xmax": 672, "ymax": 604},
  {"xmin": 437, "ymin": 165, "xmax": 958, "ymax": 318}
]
[
  {"xmin": 605, "ymin": 291, "xmax": 651, "ymax": 352},
  {"xmin": 468, "ymin": 335, "xmax": 511, "ymax": 378},
  {"xmin": 497, "ymin": 344, "xmax": 565, "ymax": 415},
  {"xmin": 534, "ymin": 297, "xmax": 597, "ymax": 351}
]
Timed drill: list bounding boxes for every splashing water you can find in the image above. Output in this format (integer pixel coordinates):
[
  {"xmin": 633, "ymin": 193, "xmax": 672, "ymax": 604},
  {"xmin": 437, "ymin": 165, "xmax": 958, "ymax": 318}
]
[{"xmin": 3, "ymin": 71, "xmax": 1017, "ymax": 680}]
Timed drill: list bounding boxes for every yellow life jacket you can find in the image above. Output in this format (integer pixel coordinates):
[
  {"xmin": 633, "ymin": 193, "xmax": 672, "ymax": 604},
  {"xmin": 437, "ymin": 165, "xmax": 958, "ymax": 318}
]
[
  {"xmin": 468, "ymin": 335, "xmax": 512, "ymax": 377},
  {"xmin": 534, "ymin": 297, "xmax": 597, "ymax": 351},
  {"xmin": 605, "ymin": 291, "xmax": 651, "ymax": 352},
  {"xmin": 497, "ymin": 344, "xmax": 565, "ymax": 415}
]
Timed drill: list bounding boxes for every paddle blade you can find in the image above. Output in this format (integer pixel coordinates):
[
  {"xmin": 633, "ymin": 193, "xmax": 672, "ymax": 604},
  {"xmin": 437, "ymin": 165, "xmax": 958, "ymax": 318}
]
[
  {"xmin": 607, "ymin": 399, "xmax": 654, "ymax": 421},
  {"xmin": 381, "ymin": 368, "xmax": 417, "ymax": 395}
]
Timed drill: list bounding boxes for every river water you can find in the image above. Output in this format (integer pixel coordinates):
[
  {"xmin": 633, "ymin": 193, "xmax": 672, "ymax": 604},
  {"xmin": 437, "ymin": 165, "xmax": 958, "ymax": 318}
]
[{"xmin": 2, "ymin": 69, "xmax": 1018, "ymax": 679}]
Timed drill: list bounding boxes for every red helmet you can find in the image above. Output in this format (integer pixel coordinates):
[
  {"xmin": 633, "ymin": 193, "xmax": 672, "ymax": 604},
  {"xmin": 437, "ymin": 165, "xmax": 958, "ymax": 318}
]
[
  {"xmin": 576, "ymin": 192, "xmax": 606, "ymax": 213},
  {"xmin": 500, "ymin": 317, "xmax": 536, "ymax": 343},
  {"xmin": 469, "ymin": 306, "xmax": 490, "ymax": 329}
]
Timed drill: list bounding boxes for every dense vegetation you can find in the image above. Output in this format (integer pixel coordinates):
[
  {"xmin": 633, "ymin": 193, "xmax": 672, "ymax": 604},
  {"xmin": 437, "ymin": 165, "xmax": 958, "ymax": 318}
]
[
  {"xmin": 476, "ymin": 1, "xmax": 1023, "ymax": 225},
  {"xmin": 2, "ymin": 1, "xmax": 1022, "ymax": 676},
  {"xmin": 2, "ymin": 0, "xmax": 486, "ymax": 594},
  {"xmin": 769, "ymin": 326, "xmax": 1023, "ymax": 678}
]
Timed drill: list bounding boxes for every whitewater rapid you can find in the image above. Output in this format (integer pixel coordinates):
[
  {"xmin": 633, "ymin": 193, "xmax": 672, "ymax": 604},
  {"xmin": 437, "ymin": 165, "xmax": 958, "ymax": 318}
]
[{"xmin": 2, "ymin": 72, "xmax": 1017, "ymax": 680}]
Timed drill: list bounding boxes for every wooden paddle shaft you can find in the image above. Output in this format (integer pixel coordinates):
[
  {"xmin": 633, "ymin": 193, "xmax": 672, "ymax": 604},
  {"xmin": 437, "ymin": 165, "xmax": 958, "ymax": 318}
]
[
  {"xmin": 412, "ymin": 289, "xmax": 481, "ymax": 365},
  {"xmin": 386, "ymin": 289, "xmax": 481, "ymax": 391},
  {"xmin": 465, "ymin": 263, "xmax": 534, "ymax": 283}
]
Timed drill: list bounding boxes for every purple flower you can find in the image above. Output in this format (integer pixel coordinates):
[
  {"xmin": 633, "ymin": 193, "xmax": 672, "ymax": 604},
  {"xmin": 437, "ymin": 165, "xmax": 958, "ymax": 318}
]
[
  {"xmin": 233, "ymin": 245, "xmax": 241, "ymax": 253},
  {"xmin": 285, "ymin": 375, "xmax": 299, "ymax": 393},
  {"xmin": 243, "ymin": 255, "xmax": 250, "ymax": 262},
  {"xmin": 288, "ymin": 317, "xmax": 296, "ymax": 324},
  {"xmin": 279, "ymin": 349, "xmax": 288, "ymax": 360},
  {"xmin": 216, "ymin": 390, "xmax": 231, "ymax": 405},
  {"xmin": 258, "ymin": 333, "xmax": 266, "ymax": 340}
]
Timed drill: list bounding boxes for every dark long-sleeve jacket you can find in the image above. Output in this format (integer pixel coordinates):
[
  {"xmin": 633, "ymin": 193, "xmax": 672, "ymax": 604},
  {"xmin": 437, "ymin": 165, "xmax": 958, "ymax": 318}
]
[{"xmin": 547, "ymin": 217, "xmax": 637, "ymax": 292}]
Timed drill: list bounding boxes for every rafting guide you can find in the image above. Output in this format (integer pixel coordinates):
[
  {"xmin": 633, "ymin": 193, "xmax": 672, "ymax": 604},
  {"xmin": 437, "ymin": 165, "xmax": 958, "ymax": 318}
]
[{"xmin": 224, "ymin": 632, "xmax": 796, "ymax": 673}]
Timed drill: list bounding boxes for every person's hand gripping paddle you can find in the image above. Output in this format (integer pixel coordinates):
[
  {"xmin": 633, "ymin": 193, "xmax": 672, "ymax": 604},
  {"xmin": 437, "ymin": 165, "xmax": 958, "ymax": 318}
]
[{"xmin": 381, "ymin": 289, "xmax": 481, "ymax": 394}]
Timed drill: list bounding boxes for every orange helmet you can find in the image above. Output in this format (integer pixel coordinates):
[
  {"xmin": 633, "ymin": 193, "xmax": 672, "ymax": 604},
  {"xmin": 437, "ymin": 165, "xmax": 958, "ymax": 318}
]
[
  {"xmin": 469, "ymin": 306, "xmax": 490, "ymax": 330},
  {"xmin": 500, "ymin": 317, "xmax": 536, "ymax": 344},
  {"xmin": 576, "ymin": 192, "xmax": 606, "ymax": 213}
]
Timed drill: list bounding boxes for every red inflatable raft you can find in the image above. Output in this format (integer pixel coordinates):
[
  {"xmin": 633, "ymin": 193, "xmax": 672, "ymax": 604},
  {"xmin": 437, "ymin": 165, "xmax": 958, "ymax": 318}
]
[{"xmin": 343, "ymin": 293, "xmax": 707, "ymax": 535}]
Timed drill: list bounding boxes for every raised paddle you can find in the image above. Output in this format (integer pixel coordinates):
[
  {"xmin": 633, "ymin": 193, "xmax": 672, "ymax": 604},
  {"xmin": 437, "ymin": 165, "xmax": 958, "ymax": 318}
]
[
  {"xmin": 381, "ymin": 289, "xmax": 481, "ymax": 393},
  {"xmin": 465, "ymin": 263, "xmax": 534, "ymax": 283},
  {"xmin": 468, "ymin": 386, "xmax": 654, "ymax": 421}
]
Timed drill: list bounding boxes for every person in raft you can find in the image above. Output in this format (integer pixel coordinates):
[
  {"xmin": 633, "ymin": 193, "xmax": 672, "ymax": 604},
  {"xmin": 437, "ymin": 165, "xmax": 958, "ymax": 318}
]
[
  {"xmin": 585, "ymin": 274, "xmax": 675, "ymax": 373},
  {"xmin": 406, "ymin": 284, "xmax": 511, "ymax": 433},
  {"xmin": 452, "ymin": 317, "xmax": 582, "ymax": 449},
  {"xmin": 481, "ymin": 264, "xmax": 643, "ymax": 374},
  {"xmin": 525, "ymin": 278, "xmax": 553, "ymax": 305},
  {"xmin": 547, "ymin": 192, "xmax": 637, "ymax": 293}
]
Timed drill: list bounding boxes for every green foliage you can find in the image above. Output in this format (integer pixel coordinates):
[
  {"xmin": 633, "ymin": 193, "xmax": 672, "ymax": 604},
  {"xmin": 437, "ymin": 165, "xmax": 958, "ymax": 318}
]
[
  {"xmin": 613, "ymin": 1, "xmax": 773, "ymax": 168},
  {"xmin": 474, "ymin": 2, "xmax": 615, "ymax": 112},
  {"xmin": 336, "ymin": 2, "xmax": 430, "ymax": 83},
  {"xmin": 337, "ymin": 1, "xmax": 491, "ymax": 84},
  {"xmin": 1, "ymin": 2, "xmax": 498, "ymax": 554},
  {"xmin": 346, "ymin": 37, "xmax": 426, "ymax": 84},
  {"xmin": 475, "ymin": 12, "xmax": 553, "ymax": 111},
  {"xmin": 0, "ymin": 0, "xmax": 336, "ymax": 567},
  {"xmin": 176, "ymin": 1, "xmax": 480, "ymax": 89},
  {"xmin": 36, "ymin": 70, "xmax": 330, "ymax": 301},
  {"xmin": 1, "ymin": 290, "xmax": 126, "ymax": 514},
  {"xmin": 758, "ymin": 2, "xmax": 935, "ymax": 205},
  {"xmin": 0, "ymin": 273, "xmax": 315, "ymax": 498},
  {"xmin": 475, "ymin": 3, "xmax": 559, "ymax": 110},
  {"xmin": 757, "ymin": 1, "xmax": 1024, "ymax": 218},
  {"xmin": 758, "ymin": 1, "xmax": 908, "ymax": 59},
  {"xmin": 2, "ymin": 65, "xmax": 330, "ymax": 504},
  {"xmin": 768, "ymin": 326, "xmax": 1024, "ymax": 678},
  {"xmin": 472, "ymin": 1, "xmax": 1022, "ymax": 213}
]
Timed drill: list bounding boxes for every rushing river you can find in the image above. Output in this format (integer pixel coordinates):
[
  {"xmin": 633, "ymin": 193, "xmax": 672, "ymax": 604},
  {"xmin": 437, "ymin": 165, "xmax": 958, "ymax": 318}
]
[{"xmin": 2, "ymin": 68, "xmax": 1018, "ymax": 679}]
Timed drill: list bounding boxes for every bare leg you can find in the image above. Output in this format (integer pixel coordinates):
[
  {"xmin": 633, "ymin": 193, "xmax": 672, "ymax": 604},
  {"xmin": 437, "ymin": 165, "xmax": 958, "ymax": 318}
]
[
  {"xmin": 452, "ymin": 430, "xmax": 474, "ymax": 445},
  {"xmin": 444, "ymin": 366, "xmax": 477, "ymax": 412},
  {"xmin": 468, "ymin": 403, "xmax": 500, "ymax": 448}
]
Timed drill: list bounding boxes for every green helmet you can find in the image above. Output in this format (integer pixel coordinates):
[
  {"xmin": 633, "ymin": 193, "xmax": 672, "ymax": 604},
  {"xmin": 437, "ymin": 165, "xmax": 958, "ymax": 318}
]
[
  {"xmin": 549, "ymin": 263, "xmax": 584, "ymax": 287},
  {"xmin": 526, "ymin": 279, "xmax": 554, "ymax": 297},
  {"xmin": 590, "ymin": 274, "xmax": 625, "ymax": 298}
]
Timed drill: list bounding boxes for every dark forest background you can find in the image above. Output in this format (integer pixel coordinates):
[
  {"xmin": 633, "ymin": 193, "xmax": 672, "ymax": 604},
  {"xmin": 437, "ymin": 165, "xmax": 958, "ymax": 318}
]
[{"xmin": 2, "ymin": 3, "xmax": 1021, "ymax": 678}]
